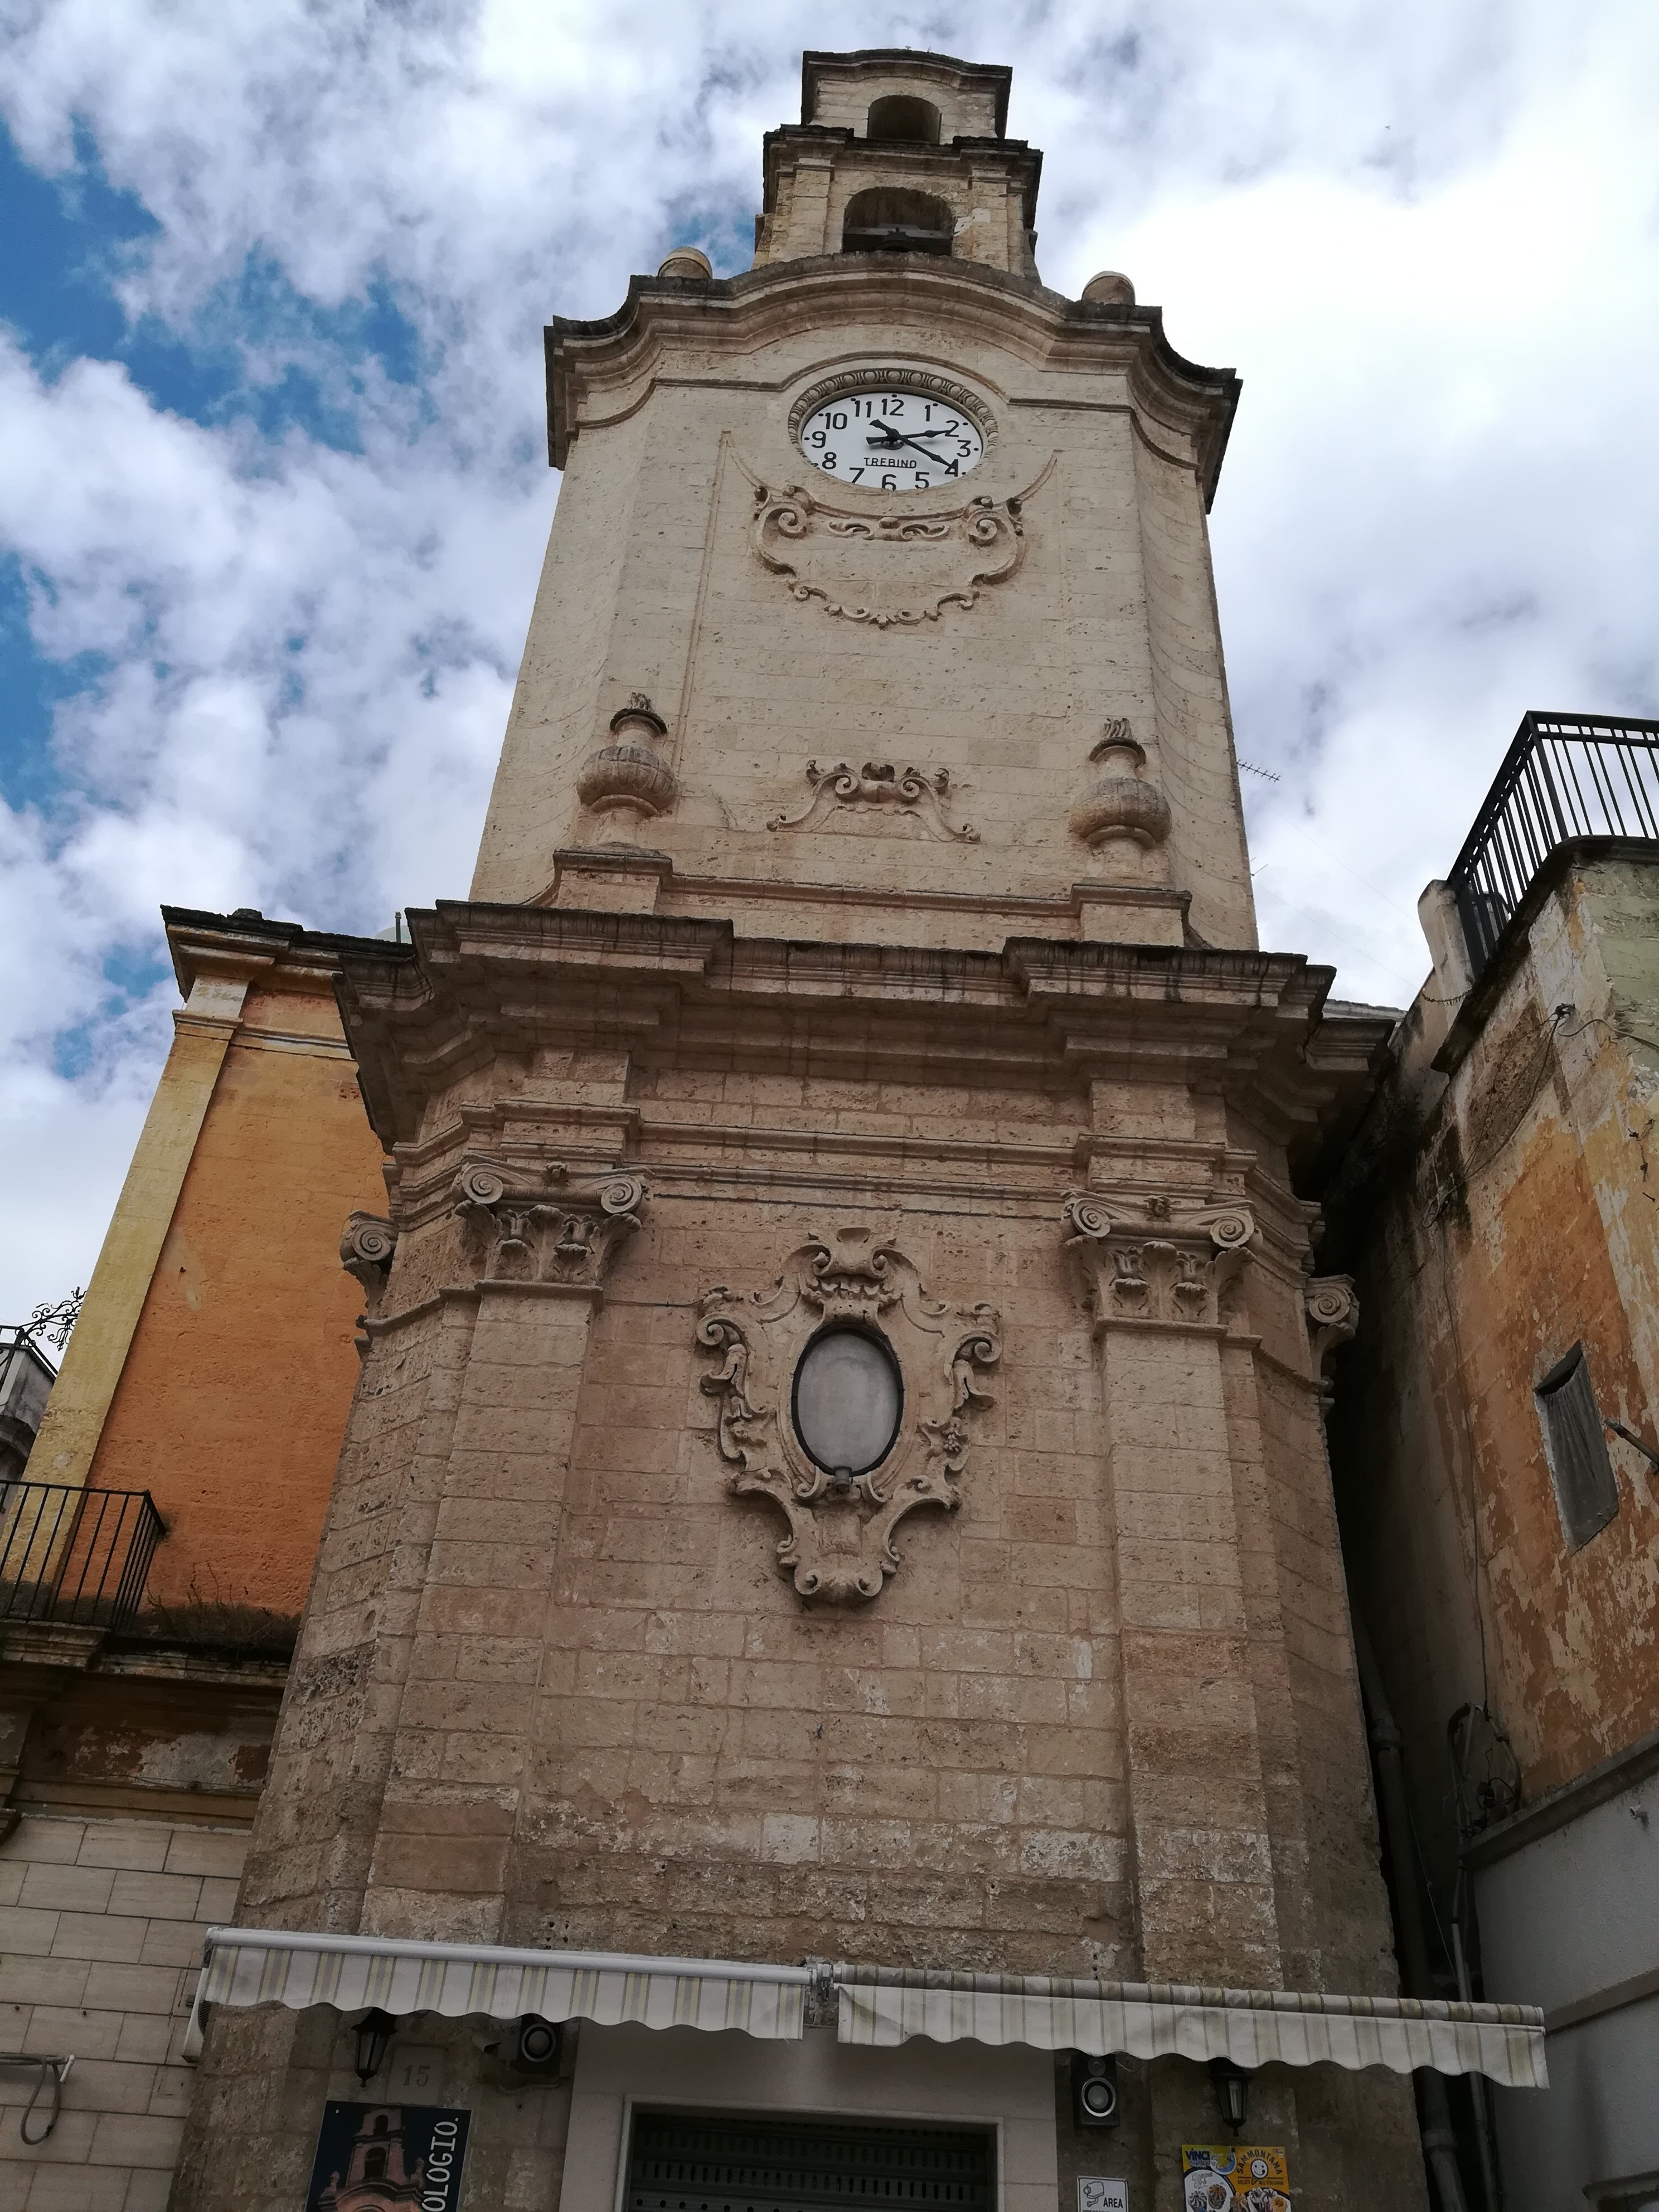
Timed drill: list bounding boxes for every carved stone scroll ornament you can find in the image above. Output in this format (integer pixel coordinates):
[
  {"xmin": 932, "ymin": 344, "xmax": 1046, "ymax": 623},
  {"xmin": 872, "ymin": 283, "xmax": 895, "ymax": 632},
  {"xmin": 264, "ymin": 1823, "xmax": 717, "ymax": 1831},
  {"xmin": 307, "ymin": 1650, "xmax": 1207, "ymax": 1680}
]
[
  {"xmin": 752, "ymin": 482, "xmax": 1026, "ymax": 628},
  {"xmin": 1304, "ymin": 1275, "xmax": 1359, "ymax": 1411},
  {"xmin": 696, "ymin": 1226, "xmax": 1001, "ymax": 1604},
  {"xmin": 1061, "ymin": 1191, "xmax": 1255, "ymax": 1328},
  {"xmin": 340, "ymin": 1212, "xmax": 398, "ymax": 1305},
  {"xmin": 767, "ymin": 760, "xmax": 978, "ymax": 842},
  {"xmin": 452, "ymin": 1156, "xmax": 647, "ymax": 1290}
]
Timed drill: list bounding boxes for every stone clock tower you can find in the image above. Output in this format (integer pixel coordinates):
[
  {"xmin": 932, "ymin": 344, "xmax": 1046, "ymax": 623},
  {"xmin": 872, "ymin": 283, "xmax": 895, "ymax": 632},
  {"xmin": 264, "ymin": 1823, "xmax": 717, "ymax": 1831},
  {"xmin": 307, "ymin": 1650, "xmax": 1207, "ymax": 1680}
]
[{"xmin": 172, "ymin": 50, "xmax": 1540, "ymax": 2212}]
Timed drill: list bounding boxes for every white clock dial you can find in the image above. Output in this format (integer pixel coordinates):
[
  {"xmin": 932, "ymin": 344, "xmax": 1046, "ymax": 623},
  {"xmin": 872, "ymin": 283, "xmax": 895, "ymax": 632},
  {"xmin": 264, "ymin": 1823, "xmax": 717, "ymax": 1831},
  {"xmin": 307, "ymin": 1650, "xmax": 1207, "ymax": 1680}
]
[{"xmin": 797, "ymin": 387, "xmax": 984, "ymax": 492}]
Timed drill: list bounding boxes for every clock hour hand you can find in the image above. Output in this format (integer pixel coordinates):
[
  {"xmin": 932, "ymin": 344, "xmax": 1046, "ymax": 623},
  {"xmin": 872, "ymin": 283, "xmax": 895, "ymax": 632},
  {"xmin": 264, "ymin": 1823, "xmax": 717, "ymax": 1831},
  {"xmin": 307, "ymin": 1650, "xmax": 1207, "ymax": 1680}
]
[{"xmin": 865, "ymin": 425, "xmax": 950, "ymax": 462}]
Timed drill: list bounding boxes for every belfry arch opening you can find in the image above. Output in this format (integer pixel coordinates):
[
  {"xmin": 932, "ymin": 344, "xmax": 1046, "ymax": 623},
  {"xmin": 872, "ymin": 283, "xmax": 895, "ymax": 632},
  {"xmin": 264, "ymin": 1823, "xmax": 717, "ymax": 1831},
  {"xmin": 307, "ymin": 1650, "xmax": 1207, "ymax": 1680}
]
[
  {"xmin": 841, "ymin": 187, "xmax": 954, "ymax": 256},
  {"xmin": 866, "ymin": 94, "xmax": 940, "ymax": 144}
]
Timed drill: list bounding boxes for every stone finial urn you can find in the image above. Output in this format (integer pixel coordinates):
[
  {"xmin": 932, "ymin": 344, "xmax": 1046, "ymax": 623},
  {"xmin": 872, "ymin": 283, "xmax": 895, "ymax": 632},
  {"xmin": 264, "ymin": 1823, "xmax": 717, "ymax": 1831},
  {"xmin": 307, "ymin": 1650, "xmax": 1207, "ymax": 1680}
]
[
  {"xmin": 576, "ymin": 696, "xmax": 678, "ymax": 842},
  {"xmin": 657, "ymin": 246, "xmax": 713, "ymax": 281},
  {"xmin": 1068, "ymin": 720, "xmax": 1172, "ymax": 876},
  {"xmin": 1081, "ymin": 269, "xmax": 1136, "ymax": 308}
]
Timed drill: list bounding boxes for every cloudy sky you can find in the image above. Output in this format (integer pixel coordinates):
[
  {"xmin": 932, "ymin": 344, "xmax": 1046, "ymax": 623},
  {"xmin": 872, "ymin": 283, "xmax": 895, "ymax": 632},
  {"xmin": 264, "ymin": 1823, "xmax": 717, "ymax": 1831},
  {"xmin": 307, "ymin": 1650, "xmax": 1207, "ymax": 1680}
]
[{"xmin": 1, "ymin": 0, "xmax": 1655, "ymax": 1317}]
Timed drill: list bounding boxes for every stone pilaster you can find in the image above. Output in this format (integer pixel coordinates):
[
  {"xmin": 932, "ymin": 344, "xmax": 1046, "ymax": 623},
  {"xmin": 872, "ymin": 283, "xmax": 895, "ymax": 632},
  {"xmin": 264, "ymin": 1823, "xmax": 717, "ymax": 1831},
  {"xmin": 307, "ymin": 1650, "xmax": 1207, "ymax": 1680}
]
[{"xmin": 1063, "ymin": 1192, "xmax": 1284, "ymax": 1990}]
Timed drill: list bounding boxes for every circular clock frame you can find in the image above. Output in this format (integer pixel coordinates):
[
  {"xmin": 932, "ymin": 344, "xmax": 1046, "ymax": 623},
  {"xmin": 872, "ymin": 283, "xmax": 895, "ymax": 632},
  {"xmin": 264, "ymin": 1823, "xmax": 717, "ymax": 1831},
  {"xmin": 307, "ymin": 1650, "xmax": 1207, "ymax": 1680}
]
[{"xmin": 788, "ymin": 365, "xmax": 996, "ymax": 495}]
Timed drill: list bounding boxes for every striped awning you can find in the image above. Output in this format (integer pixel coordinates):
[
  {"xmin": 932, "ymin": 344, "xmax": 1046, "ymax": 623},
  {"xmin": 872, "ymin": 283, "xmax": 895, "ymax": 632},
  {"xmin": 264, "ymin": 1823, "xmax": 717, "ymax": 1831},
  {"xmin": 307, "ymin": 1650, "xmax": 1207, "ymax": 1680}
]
[
  {"xmin": 188, "ymin": 1932, "xmax": 1546, "ymax": 2090},
  {"xmin": 196, "ymin": 1928, "xmax": 808, "ymax": 2040},
  {"xmin": 833, "ymin": 1965, "xmax": 1548, "ymax": 2089}
]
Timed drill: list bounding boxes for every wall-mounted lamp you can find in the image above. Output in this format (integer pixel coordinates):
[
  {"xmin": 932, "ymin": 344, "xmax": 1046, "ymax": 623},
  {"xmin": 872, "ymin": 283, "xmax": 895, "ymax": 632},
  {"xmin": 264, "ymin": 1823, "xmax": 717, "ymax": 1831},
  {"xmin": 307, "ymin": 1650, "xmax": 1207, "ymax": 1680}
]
[
  {"xmin": 1209, "ymin": 2056, "xmax": 1251, "ymax": 2133},
  {"xmin": 353, "ymin": 2009, "xmax": 396, "ymax": 2085}
]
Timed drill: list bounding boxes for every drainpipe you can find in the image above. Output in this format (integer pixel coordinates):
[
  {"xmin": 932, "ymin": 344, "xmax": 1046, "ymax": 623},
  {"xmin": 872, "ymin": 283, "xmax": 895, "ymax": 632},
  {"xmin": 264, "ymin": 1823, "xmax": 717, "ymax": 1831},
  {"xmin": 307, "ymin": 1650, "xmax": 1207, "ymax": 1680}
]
[
  {"xmin": 1449, "ymin": 1864, "xmax": 1504, "ymax": 2212},
  {"xmin": 1351, "ymin": 1608, "xmax": 1474, "ymax": 2212}
]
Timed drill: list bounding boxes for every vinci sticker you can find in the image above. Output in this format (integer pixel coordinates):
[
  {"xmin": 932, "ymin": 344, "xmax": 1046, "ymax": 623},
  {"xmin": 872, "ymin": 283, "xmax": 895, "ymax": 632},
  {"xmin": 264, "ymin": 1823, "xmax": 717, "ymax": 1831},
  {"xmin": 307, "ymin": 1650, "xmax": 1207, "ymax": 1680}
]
[
  {"xmin": 305, "ymin": 2102, "xmax": 471, "ymax": 2211},
  {"xmin": 1180, "ymin": 2145, "xmax": 1291, "ymax": 2211}
]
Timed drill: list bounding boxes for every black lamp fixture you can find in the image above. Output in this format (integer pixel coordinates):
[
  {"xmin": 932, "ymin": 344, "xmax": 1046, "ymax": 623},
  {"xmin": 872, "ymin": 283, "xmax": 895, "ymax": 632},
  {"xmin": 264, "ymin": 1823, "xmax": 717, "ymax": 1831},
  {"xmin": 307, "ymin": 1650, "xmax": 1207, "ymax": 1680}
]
[
  {"xmin": 353, "ymin": 2009, "xmax": 396, "ymax": 2085},
  {"xmin": 1209, "ymin": 2055, "xmax": 1251, "ymax": 2132}
]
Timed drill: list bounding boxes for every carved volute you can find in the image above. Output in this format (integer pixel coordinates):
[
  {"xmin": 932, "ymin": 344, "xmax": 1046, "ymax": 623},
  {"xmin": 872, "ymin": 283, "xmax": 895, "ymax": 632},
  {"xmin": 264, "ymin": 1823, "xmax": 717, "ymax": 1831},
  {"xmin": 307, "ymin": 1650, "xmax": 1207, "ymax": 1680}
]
[
  {"xmin": 768, "ymin": 759, "xmax": 978, "ymax": 842},
  {"xmin": 339, "ymin": 1212, "xmax": 398, "ymax": 1308},
  {"xmin": 1061, "ymin": 1190, "xmax": 1255, "ymax": 1330},
  {"xmin": 1305, "ymin": 1275, "xmax": 1360, "ymax": 1411},
  {"xmin": 452, "ymin": 1155, "xmax": 648, "ymax": 1293}
]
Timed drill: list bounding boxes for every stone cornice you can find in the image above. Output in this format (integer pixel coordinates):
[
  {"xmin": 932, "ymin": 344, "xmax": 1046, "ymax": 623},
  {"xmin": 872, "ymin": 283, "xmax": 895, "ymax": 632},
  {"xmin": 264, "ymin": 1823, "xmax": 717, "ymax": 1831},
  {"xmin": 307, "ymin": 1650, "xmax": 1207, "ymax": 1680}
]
[
  {"xmin": 542, "ymin": 258, "xmax": 1239, "ymax": 504},
  {"xmin": 162, "ymin": 905, "xmax": 408, "ymax": 1004},
  {"xmin": 336, "ymin": 901, "xmax": 1383, "ymax": 1172}
]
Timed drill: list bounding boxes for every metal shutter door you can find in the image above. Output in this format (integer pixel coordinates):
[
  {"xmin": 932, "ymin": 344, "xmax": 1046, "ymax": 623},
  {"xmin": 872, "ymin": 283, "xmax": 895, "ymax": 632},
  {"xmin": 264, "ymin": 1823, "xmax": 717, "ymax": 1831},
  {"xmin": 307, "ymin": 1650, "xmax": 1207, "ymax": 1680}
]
[{"xmin": 625, "ymin": 2109, "xmax": 995, "ymax": 2212}]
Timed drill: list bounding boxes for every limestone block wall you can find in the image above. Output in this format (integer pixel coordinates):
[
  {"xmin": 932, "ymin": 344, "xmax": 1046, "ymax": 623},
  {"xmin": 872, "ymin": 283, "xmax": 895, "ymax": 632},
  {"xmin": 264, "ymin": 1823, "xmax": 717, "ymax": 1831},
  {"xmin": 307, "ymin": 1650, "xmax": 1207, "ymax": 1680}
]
[
  {"xmin": 240, "ymin": 1193, "xmax": 1131, "ymax": 1971},
  {"xmin": 474, "ymin": 270, "xmax": 1251, "ymax": 949},
  {"xmin": 160, "ymin": 904, "xmax": 1428, "ymax": 2206},
  {"xmin": 755, "ymin": 144, "xmax": 1039, "ymax": 274},
  {"xmin": 0, "ymin": 1813, "xmax": 245, "ymax": 2212},
  {"xmin": 804, "ymin": 58, "xmax": 1003, "ymax": 140}
]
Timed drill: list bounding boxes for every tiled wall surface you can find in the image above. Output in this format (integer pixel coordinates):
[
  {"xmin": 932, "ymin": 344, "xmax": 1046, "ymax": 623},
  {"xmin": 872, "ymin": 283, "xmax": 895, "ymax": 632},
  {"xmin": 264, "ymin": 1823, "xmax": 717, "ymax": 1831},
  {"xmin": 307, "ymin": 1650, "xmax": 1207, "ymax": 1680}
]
[{"xmin": 0, "ymin": 1813, "xmax": 246, "ymax": 2211}]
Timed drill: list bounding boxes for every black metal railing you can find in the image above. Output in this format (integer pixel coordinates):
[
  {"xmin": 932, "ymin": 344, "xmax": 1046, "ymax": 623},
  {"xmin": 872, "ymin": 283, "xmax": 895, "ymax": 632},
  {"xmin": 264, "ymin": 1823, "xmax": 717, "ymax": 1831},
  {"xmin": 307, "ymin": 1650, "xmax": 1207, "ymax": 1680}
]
[
  {"xmin": 0, "ymin": 1483, "xmax": 165, "ymax": 1632},
  {"xmin": 1449, "ymin": 711, "xmax": 1659, "ymax": 981}
]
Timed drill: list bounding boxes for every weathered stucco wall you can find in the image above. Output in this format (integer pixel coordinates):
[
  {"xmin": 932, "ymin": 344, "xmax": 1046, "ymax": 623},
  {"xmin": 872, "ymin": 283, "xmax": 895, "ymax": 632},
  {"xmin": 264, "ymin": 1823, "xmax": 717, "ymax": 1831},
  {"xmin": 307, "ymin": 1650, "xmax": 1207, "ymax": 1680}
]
[{"xmin": 1328, "ymin": 850, "xmax": 1659, "ymax": 1885}]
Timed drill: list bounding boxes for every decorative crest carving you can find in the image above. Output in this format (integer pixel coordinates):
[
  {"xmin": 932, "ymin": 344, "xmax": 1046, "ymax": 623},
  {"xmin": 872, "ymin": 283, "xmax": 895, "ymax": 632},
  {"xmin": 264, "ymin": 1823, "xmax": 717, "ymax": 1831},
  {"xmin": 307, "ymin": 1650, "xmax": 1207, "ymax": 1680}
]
[
  {"xmin": 340, "ymin": 1212, "xmax": 398, "ymax": 1304},
  {"xmin": 767, "ymin": 760, "xmax": 978, "ymax": 842},
  {"xmin": 452, "ymin": 1155, "xmax": 647, "ymax": 1291},
  {"xmin": 753, "ymin": 482, "xmax": 1026, "ymax": 627},
  {"xmin": 1304, "ymin": 1275, "xmax": 1359, "ymax": 1411},
  {"xmin": 696, "ymin": 1226, "xmax": 1001, "ymax": 1604},
  {"xmin": 1062, "ymin": 1191, "xmax": 1255, "ymax": 1328}
]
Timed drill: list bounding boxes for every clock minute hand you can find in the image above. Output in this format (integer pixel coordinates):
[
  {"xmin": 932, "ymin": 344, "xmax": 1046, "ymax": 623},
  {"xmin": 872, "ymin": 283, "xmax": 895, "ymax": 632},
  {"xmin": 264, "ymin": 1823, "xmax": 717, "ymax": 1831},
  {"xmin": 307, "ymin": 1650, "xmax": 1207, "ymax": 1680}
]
[{"xmin": 865, "ymin": 427, "xmax": 949, "ymax": 461}]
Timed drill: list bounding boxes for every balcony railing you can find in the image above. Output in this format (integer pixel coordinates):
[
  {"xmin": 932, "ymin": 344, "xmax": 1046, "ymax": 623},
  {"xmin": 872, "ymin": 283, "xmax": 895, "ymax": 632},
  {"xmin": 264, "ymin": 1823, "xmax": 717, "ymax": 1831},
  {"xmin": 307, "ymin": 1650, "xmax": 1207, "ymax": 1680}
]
[
  {"xmin": 1449, "ymin": 711, "xmax": 1659, "ymax": 981},
  {"xmin": 0, "ymin": 1482, "xmax": 165, "ymax": 1633}
]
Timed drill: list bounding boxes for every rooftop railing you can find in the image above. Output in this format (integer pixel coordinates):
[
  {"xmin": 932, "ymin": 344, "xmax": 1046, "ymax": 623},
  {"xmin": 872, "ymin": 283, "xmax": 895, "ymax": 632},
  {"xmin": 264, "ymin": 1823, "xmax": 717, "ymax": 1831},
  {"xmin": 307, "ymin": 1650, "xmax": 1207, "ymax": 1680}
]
[
  {"xmin": 1449, "ymin": 711, "xmax": 1659, "ymax": 982},
  {"xmin": 0, "ymin": 1482, "xmax": 165, "ymax": 1633}
]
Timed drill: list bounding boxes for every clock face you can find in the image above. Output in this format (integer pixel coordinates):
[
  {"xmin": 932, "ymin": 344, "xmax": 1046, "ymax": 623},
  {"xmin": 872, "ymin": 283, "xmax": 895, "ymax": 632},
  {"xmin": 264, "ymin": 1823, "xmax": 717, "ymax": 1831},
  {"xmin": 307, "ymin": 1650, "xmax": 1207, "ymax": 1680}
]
[{"xmin": 797, "ymin": 386, "xmax": 985, "ymax": 493}]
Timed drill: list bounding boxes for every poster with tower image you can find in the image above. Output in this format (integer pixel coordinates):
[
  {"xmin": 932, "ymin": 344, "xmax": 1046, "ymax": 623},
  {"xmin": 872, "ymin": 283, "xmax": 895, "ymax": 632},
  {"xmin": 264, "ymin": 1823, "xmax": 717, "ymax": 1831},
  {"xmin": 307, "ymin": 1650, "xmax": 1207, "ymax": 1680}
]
[
  {"xmin": 1181, "ymin": 2144, "xmax": 1292, "ymax": 2210},
  {"xmin": 305, "ymin": 2103, "xmax": 471, "ymax": 2210}
]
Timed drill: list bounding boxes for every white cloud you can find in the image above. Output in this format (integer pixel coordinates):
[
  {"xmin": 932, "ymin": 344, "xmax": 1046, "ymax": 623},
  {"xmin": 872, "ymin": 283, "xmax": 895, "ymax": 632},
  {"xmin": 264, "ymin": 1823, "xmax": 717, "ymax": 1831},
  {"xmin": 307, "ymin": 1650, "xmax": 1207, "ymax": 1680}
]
[{"xmin": 0, "ymin": 0, "xmax": 1655, "ymax": 1313}]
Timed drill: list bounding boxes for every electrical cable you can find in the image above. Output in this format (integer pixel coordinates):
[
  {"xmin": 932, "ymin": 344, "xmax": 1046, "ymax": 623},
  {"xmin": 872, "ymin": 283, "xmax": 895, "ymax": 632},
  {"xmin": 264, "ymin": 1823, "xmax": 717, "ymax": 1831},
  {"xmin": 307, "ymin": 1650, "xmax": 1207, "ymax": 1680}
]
[{"xmin": 0, "ymin": 2054, "xmax": 71, "ymax": 2144}]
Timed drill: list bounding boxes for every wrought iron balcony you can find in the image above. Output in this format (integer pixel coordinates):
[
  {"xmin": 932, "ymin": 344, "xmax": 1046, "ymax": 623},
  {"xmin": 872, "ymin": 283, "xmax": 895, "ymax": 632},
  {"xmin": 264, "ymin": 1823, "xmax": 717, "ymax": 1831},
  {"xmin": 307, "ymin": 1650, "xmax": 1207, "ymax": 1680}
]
[
  {"xmin": 0, "ymin": 1482, "xmax": 165, "ymax": 1633},
  {"xmin": 1449, "ymin": 711, "xmax": 1659, "ymax": 981}
]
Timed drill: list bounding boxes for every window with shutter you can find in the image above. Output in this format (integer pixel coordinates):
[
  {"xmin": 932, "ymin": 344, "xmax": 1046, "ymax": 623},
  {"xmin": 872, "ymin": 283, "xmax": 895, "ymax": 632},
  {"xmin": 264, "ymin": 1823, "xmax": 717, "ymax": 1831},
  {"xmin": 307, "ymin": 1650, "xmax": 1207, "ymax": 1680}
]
[
  {"xmin": 1535, "ymin": 1343, "xmax": 1620, "ymax": 1550},
  {"xmin": 625, "ymin": 2109, "xmax": 995, "ymax": 2212}
]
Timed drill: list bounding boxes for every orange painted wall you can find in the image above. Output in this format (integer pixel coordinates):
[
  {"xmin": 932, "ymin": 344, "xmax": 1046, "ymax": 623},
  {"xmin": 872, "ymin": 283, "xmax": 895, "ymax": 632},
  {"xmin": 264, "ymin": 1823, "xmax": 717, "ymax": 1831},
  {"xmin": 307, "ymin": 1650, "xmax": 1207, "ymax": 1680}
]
[{"xmin": 87, "ymin": 979, "xmax": 386, "ymax": 1623}]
